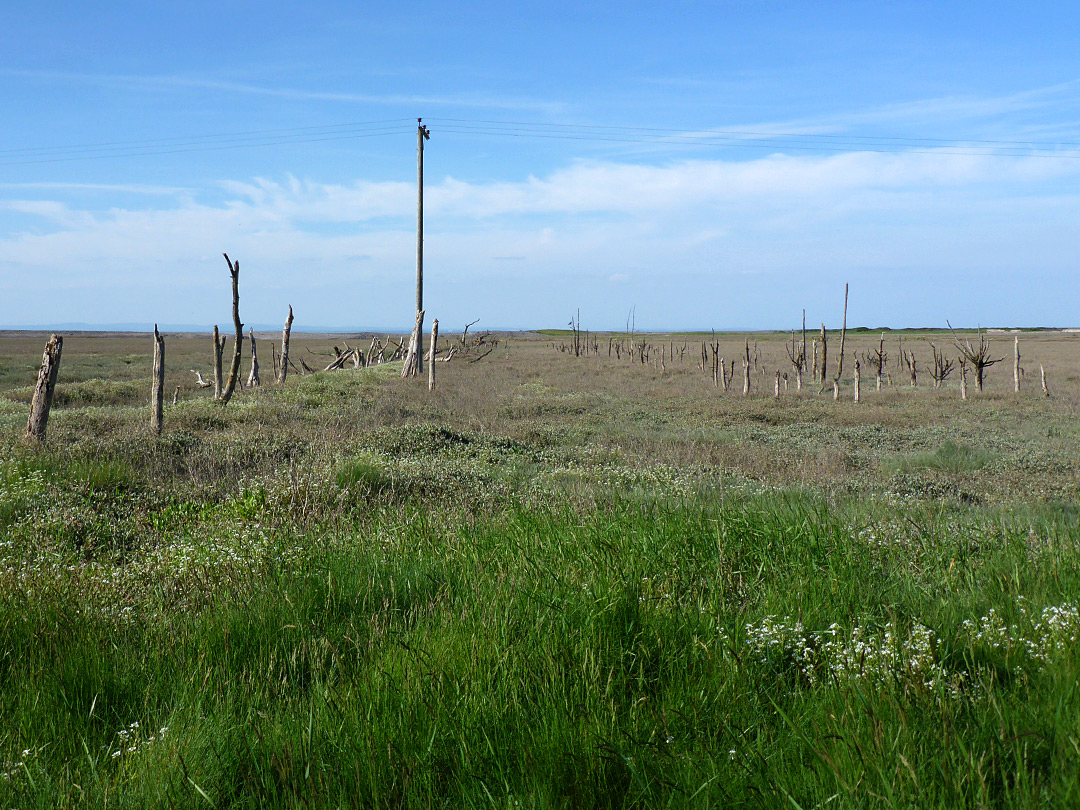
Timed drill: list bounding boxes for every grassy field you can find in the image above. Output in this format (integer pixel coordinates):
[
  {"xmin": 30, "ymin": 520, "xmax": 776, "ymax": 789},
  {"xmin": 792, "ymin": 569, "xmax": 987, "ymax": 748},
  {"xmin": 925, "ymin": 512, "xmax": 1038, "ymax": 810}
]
[{"xmin": 2, "ymin": 328, "xmax": 1080, "ymax": 808}]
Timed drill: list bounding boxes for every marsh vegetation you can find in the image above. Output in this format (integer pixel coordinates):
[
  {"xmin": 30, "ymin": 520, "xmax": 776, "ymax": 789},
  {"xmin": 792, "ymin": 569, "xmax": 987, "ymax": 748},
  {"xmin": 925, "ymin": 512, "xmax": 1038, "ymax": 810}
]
[{"xmin": 1, "ymin": 328, "xmax": 1079, "ymax": 808}]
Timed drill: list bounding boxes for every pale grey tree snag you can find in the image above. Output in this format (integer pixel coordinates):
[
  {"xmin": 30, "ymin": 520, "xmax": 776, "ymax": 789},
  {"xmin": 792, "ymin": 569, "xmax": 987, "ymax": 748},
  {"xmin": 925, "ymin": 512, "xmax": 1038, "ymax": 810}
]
[
  {"xmin": 811, "ymin": 340, "xmax": 818, "ymax": 383},
  {"xmin": 401, "ymin": 309, "xmax": 426, "ymax": 378},
  {"xmin": 774, "ymin": 370, "xmax": 780, "ymax": 399},
  {"xmin": 428, "ymin": 318, "xmax": 439, "ymax": 392},
  {"xmin": 960, "ymin": 358, "xmax": 968, "ymax": 401},
  {"xmin": 26, "ymin": 334, "xmax": 62, "ymax": 443},
  {"xmin": 1014, "ymin": 335, "xmax": 1021, "ymax": 393},
  {"xmin": 1041, "ymin": 364, "xmax": 1049, "ymax": 397},
  {"xmin": 218, "ymin": 253, "xmax": 244, "ymax": 405},
  {"xmin": 854, "ymin": 358, "xmax": 861, "ymax": 403},
  {"xmin": 172, "ymin": 385, "xmax": 180, "ymax": 406},
  {"xmin": 246, "ymin": 327, "xmax": 260, "ymax": 388},
  {"xmin": 151, "ymin": 325, "xmax": 165, "ymax": 435},
  {"xmin": 833, "ymin": 283, "xmax": 849, "ymax": 390},
  {"xmin": 819, "ymin": 324, "xmax": 828, "ymax": 392},
  {"xmin": 278, "ymin": 305, "xmax": 293, "ymax": 384},
  {"xmin": 833, "ymin": 380, "xmax": 839, "ymax": 400},
  {"xmin": 212, "ymin": 325, "xmax": 224, "ymax": 399},
  {"xmin": 876, "ymin": 333, "xmax": 885, "ymax": 391},
  {"xmin": 742, "ymin": 340, "xmax": 751, "ymax": 395}
]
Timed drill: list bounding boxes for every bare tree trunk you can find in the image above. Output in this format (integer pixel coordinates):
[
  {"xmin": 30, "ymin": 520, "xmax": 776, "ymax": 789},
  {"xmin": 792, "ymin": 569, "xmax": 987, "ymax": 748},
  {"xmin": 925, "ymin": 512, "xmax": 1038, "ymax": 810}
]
[
  {"xmin": 1041, "ymin": 364, "xmax": 1049, "ymax": 397},
  {"xmin": 811, "ymin": 340, "xmax": 818, "ymax": 383},
  {"xmin": 173, "ymin": 385, "xmax": 180, "ymax": 406},
  {"xmin": 212, "ymin": 325, "xmax": 223, "ymax": 399},
  {"xmin": 401, "ymin": 309, "xmax": 426, "ymax": 378},
  {"xmin": 246, "ymin": 327, "xmax": 260, "ymax": 387},
  {"xmin": 960, "ymin": 359, "xmax": 968, "ymax": 401},
  {"xmin": 819, "ymin": 324, "xmax": 828, "ymax": 392},
  {"xmin": 834, "ymin": 282, "xmax": 849, "ymax": 386},
  {"xmin": 278, "ymin": 305, "xmax": 293, "ymax": 384},
  {"xmin": 877, "ymin": 333, "xmax": 884, "ymax": 391},
  {"xmin": 219, "ymin": 253, "xmax": 244, "ymax": 405},
  {"xmin": 26, "ymin": 334, "xmax": 62, "ymax": 443},
  {"xmin": 853, "ymin": 358, "xmax": 861, "ymax": 403},
  {"xmin": 428, "ymin": 318, "xmax": 439, "ymax": 392},
  {"xmin": 151, "ymin": 326, "xmax": 165, "ymax": 435},
  {"xmin": 1014, "ymin": 335, "xmax": 1020, "ymax": 393},
  {"xmin": 833, "ymin": 380, "xmax": 839, "ymax": 400},
  {"xmin": 774, "ymin": 370, "xmax": 780, "ymax": 399}
]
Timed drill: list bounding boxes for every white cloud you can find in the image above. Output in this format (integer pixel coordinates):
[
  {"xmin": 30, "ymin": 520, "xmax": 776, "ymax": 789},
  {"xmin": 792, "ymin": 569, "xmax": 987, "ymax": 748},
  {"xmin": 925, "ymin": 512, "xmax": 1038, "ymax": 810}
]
[{"xmin": 2, "ymin": 149, "xmax": 1079, "ymax": 327}]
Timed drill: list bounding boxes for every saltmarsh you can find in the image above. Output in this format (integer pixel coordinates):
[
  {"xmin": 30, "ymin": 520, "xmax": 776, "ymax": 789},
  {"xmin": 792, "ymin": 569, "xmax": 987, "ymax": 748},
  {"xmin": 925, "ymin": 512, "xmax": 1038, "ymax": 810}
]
[{"xmin": 1, "ymin": 330, "xmax": 1080, "ymax": 808}]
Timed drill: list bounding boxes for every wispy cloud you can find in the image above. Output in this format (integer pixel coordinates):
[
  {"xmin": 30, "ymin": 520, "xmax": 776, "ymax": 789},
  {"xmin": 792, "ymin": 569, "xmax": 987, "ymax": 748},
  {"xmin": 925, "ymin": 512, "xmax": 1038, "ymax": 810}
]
[
  {"xmin": 0, "ymin": 182, "xmax": 192, "ymax": 195},
  {"xmin": 2, "ymin": 149, "xmax": 1079, "ymax": 327},
  {"xmin": 0, "ymin": 68, "xmax": 567, "ymax": 114}
]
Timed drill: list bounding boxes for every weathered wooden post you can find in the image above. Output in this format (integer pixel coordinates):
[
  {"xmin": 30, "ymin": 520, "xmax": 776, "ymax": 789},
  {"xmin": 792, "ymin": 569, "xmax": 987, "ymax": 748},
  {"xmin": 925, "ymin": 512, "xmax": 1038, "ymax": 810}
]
[
  {"xmin": 819, "ymin": 324, "xmax": 828, "ymax": 392},
  {"xmin": 774, "ymin": 370, "xmax": 780, "ymax": 399},
  {"xmin": 1014, "ymin": 335, "xmax": 1020, "ymax": 393},
  {"xmin": 428, "ymin": 318, "xmax": 439, "ymax": 392},
  {"xmin": 960, "ymin": 358, "xmax": 968, "ymax": 401},
  {"xmin": 218, "ymin": 253, "xmax": 244, "ymax": 405},
  {"xmin": 151, "ymin": 326, "xmax": 165, "ymax": 435},
  {"xmin": 26, "ymin": 334, "xmax": 62, "ymax": 443},
  {"xmin": 853, "ymin": 358, "xmax": 861, "ymax": 403},
  {"xmin": 278, "ymin": 305, "xmax": 293, "ymax": 384},
  {"xmin": 212, "ymin": 325, "xmax": 224, "ymax": 399},
  {"xmin": 742, "ymin": 340, "xmax": 751, "ymax": 395}
]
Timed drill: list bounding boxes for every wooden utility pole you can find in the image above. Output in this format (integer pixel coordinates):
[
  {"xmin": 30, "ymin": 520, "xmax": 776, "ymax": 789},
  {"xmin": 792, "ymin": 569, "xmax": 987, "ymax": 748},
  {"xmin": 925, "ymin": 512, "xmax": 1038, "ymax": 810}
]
[{"xmin": 403, "ymin": 119, "xmax": 430, "ymax": 378}]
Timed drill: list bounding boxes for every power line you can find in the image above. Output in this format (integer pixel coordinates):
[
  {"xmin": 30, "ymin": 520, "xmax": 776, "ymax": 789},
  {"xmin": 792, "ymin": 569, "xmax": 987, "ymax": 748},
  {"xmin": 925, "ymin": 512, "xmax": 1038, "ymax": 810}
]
[
  {"xmin": 0, "ymin": 118, "xmax": 415, "ymax": 157},
  {"xmin": 3, "ymin": 115, "xmax": 1080, "ymax": 166},
  {"xmin": 0, "ymin": 126, "xmax": 415, "ymax": 167},
  {"xmin": 429, "ymin": 120, "xmax": 1080, "ymax": 159}
]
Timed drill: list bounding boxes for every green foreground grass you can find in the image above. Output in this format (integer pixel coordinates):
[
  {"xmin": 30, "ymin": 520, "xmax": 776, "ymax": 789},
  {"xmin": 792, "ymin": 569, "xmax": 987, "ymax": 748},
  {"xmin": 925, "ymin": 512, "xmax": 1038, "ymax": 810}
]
[{"xmin": 2, "ymin": 341, "xmax": 1080, "ymax": 807}]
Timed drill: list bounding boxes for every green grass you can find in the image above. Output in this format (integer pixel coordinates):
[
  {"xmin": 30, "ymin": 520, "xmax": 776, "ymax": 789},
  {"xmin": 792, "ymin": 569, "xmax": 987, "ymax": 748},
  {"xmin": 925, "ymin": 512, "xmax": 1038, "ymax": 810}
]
[{"xmin": 4, "ymin": 473, "xmax": 1080, "ymax": 807}]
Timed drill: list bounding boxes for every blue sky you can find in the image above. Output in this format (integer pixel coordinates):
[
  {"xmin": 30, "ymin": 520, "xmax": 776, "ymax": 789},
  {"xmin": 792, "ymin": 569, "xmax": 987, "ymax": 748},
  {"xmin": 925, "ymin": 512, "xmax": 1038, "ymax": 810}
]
[{"xmin": 2, "ymin": 2, "xmax": 1080, "ymax": 331}]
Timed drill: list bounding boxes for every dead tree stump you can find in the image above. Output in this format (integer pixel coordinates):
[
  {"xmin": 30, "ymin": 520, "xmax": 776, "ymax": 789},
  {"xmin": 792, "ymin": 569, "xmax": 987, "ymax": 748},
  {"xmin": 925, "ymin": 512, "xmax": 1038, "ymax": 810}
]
[
  {"xmin": 428, "ymin": 318, "xmax": 439, "ymax": 392},
  {"xmin": 151, "ymin": 326, "xmax": 165, "ymax": 435},
  {"xmin": 1014, "ymin": 335, "xmax": 1021, "ymax": 393},
  {"xmin": 26, "ymin": 334, "xmax": 62, "ymax": 443},
  {"xmin": 853, "ymin": 358, "xmax": 861, "ymax": 403},
  {"xmin": 960, "ymin": 358, "xmax": 968, "ymax": 401},
  {"xmin": 247, "ymin": 327, "xmax": 260, "ymax": 388},
  {"xmin": 1041, "ymin": 364, "xmax": 1049, "ymax": 397},
  {"xmin": 401, "ymin": 309, "xmax": 426, "ymax": 378},
  {"xmin": 278, "ymin": 305, "xmax": 293, "ymax": 384},
  {"xmin": 774, "ymin": 370, "xmax": 780, "ymax": 399},
  {"xmin": 212, "ymin": 325, "xmax": 224, "ymax": 399}
]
